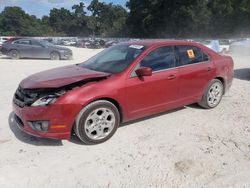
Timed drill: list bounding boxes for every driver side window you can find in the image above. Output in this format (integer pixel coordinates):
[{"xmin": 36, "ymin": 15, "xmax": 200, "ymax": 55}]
[
  {"xmin": 140, "ymin": 46, "xmax": 176, "ymax": 72},
  {"xmin": 14, "ymin": 40, "xmax": 31, "ymax": 45}
]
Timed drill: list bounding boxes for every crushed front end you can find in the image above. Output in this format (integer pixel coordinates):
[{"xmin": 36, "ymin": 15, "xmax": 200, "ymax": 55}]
[{"xmin": 12, "ymin": 86, "xmax": 81, "ymax": 139}]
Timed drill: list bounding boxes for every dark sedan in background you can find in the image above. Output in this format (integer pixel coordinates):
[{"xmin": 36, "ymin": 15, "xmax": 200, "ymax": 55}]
[{"xmin": 1, "ymin": 39, "xmax": 73, "ymax": 60}]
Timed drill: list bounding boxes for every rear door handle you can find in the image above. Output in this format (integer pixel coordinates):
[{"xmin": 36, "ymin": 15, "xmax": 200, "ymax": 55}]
[{"xmin": 168, "ymin": 75, "xmax": 176, "ymax": 80}]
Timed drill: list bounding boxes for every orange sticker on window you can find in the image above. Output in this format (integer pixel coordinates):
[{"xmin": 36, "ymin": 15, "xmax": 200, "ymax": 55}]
[{"xmin": 187, "ymin": 49, "xmax": 195, "ymax": 58}]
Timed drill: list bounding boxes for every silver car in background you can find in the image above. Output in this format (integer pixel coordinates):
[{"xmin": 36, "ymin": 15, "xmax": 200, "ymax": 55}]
[{"xmin": 1, "ymin": 38, "xmax": 73, "ymax": 60}]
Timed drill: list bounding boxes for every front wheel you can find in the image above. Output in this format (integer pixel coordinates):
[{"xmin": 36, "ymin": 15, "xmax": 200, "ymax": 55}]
[
  {"xmin": 50, "ymin": 52, "xmax": 60, "ymax": 60},
  {"xmin": 198, "ymin": 79, "xmax": 224, "ymax": 109},
  {"xmin": 74, "ymin": 100, "xmax": 120, "ymax": 144}
]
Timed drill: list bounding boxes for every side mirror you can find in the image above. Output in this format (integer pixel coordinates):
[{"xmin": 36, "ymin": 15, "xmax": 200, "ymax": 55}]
[{"xmin": 135, "ymin": 67, "xmax": 152, "ymax": 77}]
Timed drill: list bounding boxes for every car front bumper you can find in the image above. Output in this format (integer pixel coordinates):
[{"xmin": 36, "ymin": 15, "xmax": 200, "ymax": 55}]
[
  {"xmin": 12, "ymin": 102, "xmax": 81, "ymax": 140},
  {"xmin": 60, "ymin": 51, "xmax": 73, "ymax": 60}
]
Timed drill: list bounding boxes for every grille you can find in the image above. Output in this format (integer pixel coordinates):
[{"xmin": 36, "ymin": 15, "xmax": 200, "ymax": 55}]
[{"xmin": 13, "ymin": 87, "xmax": 39, "ymax": 108}]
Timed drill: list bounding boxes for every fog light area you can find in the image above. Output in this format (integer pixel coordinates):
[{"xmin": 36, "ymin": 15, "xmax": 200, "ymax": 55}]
[{"xmin": 28, "ymin": 121, "xmax": 49, "ymax": 133}]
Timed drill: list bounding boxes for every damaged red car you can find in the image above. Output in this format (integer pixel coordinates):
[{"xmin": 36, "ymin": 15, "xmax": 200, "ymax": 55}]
[{"xmin": 12, "ymin": 40, "xmax": 234, "ymax": 144}]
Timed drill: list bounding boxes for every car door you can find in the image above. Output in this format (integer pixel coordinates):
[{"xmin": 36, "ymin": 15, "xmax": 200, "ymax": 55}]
[
  {"xmin": 125, "ymin": 46, "xmax": 180, "ymax": 120},
  {"xmin": 176, "ymin": 45, "xmax": 215, "ymax": 103},
  {"xmin": 30, "ymin": 40, "xmax": 48, "ymax": 58},
  {"xmin": 13, "ymin": 40, "xmax": 32, "ymax": 58}
]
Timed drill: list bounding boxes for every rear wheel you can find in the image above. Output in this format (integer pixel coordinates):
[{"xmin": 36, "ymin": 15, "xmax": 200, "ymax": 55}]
[
  {"xmin": 9, "ymin": 50, "xmax": 20, "ymax": 59},
  {"xmin": 74, "ymin": 100, "xmax": 120, "ymax": 144},
  {"xmin": 198, "ymin": 79, "xmax": 224, "ymax": 109},
  {"xmin": 50, "ymin": 52, "xmax": 60, "ymax": 60}
]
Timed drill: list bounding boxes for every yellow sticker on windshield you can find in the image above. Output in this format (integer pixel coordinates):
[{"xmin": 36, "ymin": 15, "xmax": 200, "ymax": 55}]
[{"xmin": 187, "ymin": 49, "xmax": 195, "ymax": 59}]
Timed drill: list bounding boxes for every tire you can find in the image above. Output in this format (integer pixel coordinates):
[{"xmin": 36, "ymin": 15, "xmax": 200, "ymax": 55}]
[
  {"xmin": 9, "ymin": 50, "xmax": 20, "ymax": 59},
  {"xmin": 198, "ymin": 79, "xmax": 224, "ymax": 109},
  {"xmin": 50, "ymin": 51, "xmax": 60, "ymax": 60},
  {"xmin": 74, "ymin": 100, "xmax": 120, "ymax": 144}
]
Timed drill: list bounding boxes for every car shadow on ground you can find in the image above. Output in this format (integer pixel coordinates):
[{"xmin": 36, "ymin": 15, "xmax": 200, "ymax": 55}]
[
  {"xmin": 8, "ymin": 111, "xmax": 63, "ymax": 146},
  {"xmin": 9, "ymin": 105, "xmax": 200, "ymax": 146},
  {"xmin": 234, "ymin": 68, "xmax": 250, "ymax": 81},
  {"xmin": 69, "ymin": 132, "xmax": 88, "ymax": 145},
  {"xmin": 187, "ymin": 103, "xmax": 204, "ymax": 109},
  {"xmin": 0, "ymin": 56, "xmax": 11, "ymax": 60},
  {"xmin": 69, "ymin": 106, "xmax": 187, "ymax": 145},
  {"xmin": 120, "ymin": 107, "xmax": 186, "ymax": 128}
]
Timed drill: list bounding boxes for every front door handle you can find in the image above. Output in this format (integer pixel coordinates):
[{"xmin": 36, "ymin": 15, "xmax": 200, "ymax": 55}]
[{"xmin": 168, "ymin": 75, "xmax": 176, "ymax": 80}]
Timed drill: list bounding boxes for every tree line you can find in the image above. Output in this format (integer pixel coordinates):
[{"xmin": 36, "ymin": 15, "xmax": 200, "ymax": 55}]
[{"xmin": 1, "ymin": 0, "xmax": 250, "ymax": 38}]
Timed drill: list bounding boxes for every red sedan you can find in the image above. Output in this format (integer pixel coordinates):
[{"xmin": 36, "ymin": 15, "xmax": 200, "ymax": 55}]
[{"xmin": 13, "ymin": 40, "xmax": 234, "ymax": 144}]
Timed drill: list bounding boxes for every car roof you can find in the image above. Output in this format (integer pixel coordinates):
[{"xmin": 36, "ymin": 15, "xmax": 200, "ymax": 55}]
[
  {"xmin": 120, "ymin": 39, "xmax": 220, "ymax": 58},
  {"xmin": 15, "ymin": 38, "xmax": 38, "ymax": 41},
  {"xmin": 121, "ymin": 39, "xmax": 202, "ymax": 48}
]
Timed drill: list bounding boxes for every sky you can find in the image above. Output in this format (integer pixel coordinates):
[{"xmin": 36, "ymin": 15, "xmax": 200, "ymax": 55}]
[{"xmin": 0, "ymin": 0, "xmax": 127, "ymax": 18}]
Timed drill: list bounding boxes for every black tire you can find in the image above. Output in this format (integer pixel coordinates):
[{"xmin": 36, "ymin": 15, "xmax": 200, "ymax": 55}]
[
  {"xmin": 50, "ymin": 51, "xmax": 60, "ymax": 60},
  {"xmin": 198, "ymin": 79, "xmax": 224, "ymax": 109},
  {"xmin": 9, "ymin": 50, "xmax": 20, "ymax": 59},
  {"xmin": 74, "ymin": 100, "xmax": 120, "ymax": 145}
]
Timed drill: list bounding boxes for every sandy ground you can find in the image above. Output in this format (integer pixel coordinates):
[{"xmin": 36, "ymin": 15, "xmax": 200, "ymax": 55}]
[{"xmin": 0, "ymin": 47, "xmax": 249, "ymax": 188}]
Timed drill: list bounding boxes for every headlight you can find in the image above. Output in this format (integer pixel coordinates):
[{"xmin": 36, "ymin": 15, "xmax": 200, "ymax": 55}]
[{"xmin": 31, "ymin": 95, "xmax": 58, "ymax": 107}]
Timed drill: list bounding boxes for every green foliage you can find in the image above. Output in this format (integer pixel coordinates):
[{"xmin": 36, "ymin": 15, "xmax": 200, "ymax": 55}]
[
  {"xmin": 87, "ymin": 0, "xmax": 127, "ymax": 37},
  {"xmin": 0, "ymin": 6, "xmax": 56, "ymax": 36},
  {"xmin": 127, "ymin": 0, "xmax": 250, "ymax": 38},
  {"xmin": 0, "ymin": 1, "xmax": 127, "ymax": 37},
  {"xmin": 1, "ymin": 0, "xmax": 250, "ymax": 38}
]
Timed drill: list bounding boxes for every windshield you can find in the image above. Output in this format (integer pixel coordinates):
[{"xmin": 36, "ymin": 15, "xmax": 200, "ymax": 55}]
[{"xmin": 79, "ymin": 44, "xmax": 146, "ymax": 74}]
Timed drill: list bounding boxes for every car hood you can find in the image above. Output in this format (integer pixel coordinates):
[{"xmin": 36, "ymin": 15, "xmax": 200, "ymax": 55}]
[{"xmin": 20, "ymin": 65, "xmax": 111, "ymax": 89}]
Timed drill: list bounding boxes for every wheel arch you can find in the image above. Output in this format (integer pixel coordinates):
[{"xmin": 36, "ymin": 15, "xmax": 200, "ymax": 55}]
[
  {"xmin": 8, "ymin": 49, "xmax": 21, "ymax": 58},
  {"xmin": 9, "ymin": 48, "xmax": 18, "ymax": 52},
  {"xmin": 86, "ymin": 97, "xmax": 124, "ymax": 123},
  {"xmin": 50, "ymin": 51, "xmax": 61, "ymax": 59},
  {"xmin": 215, "ymin": 76, "xmax": 225, "ymax": 94},
  {"xmin": 9, "ymin": 48, "xmax": 19, "ymax": 54}
]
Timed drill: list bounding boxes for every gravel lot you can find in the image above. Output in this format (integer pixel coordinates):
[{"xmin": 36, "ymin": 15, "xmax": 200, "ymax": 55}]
[{"xmin": 0, "ymin": 47, "xmax": 249, "ymax": 188}]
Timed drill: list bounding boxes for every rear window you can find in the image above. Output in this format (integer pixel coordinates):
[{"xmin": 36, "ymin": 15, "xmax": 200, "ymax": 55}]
[{"xmin": 176, "ymin": 45, "xmax": 209, "ymax": 66}]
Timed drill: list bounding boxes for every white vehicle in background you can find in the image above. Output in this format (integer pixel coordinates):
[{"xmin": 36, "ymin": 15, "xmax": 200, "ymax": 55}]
[
  {"xmin": 0, "ymin": 37, "xmax": 10, "ymax": 55},
  {"xmin": 229, "ymin": 39, "xmax": 250, "ymax": 55},
  {"xmin": 219, "ymin": 40, "xmax": 231, "ymax": 54},
  {"xmin": 200, "ymin": 40, "xmax": 220, "ymax": 53},
  {"xmin": 0, "ymin": 36, "xmax": 13, "ymax": 45},
  {"xmin": 63, "ymin": 40, "xmax": 76, "ymax": 46},
  {"xmin": 200, "ymin": 39, "xmax": 230, "ymax": 54}
]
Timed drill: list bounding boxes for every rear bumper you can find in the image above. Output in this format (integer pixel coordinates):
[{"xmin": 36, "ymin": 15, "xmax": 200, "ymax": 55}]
[{"xmin": 12, "ymin": 102, "xmax": 82, "ymax": 140}]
